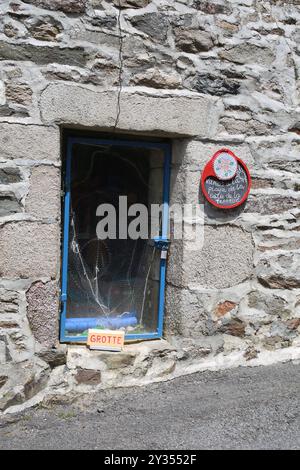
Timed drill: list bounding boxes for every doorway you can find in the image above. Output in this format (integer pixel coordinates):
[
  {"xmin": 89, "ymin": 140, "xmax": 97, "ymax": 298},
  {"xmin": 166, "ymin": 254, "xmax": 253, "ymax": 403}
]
[{"xmin": 60, "ymin": 136, "xmax": 171, "ymax": 343}]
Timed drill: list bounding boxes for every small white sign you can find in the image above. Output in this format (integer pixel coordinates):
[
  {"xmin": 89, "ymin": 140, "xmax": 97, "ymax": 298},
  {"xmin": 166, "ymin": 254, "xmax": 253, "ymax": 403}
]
[{"xmin": 87, "ymin": 329, "xmax": 125, "ymax": 352}]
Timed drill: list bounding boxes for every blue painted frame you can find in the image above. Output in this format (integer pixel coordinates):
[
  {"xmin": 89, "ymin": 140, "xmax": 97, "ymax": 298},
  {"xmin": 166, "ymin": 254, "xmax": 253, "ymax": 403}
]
[{"xmin": 60, "ymin": 136, "xmax": 171, "ymax": 343}]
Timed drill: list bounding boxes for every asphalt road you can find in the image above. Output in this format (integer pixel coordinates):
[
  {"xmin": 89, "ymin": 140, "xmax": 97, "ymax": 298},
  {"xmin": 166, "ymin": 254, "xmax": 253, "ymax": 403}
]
[{"xmin": 1, "ymin": 362, "xmax": 300, "ymax": 450}]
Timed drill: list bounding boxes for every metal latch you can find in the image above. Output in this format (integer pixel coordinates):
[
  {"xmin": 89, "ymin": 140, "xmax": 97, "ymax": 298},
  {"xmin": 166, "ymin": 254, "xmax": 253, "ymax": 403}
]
[{"xmin": 152, "ymin": 238, "xmax": 170, "ymax": 260}]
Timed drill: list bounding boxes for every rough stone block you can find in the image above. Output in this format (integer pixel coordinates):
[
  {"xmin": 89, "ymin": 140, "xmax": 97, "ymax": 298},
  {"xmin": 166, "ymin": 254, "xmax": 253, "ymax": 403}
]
[
  {"xmin": 131, "ymin": 68, "xmax": 181, "ymax": 89},
  {"xmin": 0, "ymin": 41, "xmax": 87, "ymax": 66},
  {"xmin": 214, "ymin": 301, "xmax": 237, "ymax": 318},
  {"xmin": 26, "ymin": 281, "xmax": 59, "ymax": 348},
  {"xmin": 183, "ymin": 226, "xmax": 253, "ymax": 289},
  {"xmin": 257, "ymin": 253, "xmax": 300, "ymax": 289},
  {"xmin": 25, "ymin": 16, "xmax": 63, "ymax": 42},
  {"xmin": 0, "ymin": 123, "xmax": 59, "ymax": 162},
  {"xmin": 26, "ymin": 165, "xmax": 60, "ymax": 220},
  {"xmin": 37, "ymin": 346, "xmax": 67, "ymax": 369},
  {"xmin": 75, "ymin": 369, "xmax": 101, "ymax": 385},
  {"xmin": 129, "ymin": 13, "xmax": 169, "ymax": 42},
  {"xmin": 100, "ymin": 352, "xmax": 136, "ymax": 370},
  {"xmin": 6, "ymin": 83, "xmax": 32, "ymax": 105},
  {"xmin": 219, "ymin": 44, "xmax": 275, "ymax": 66},
  {"xmin": 0, "ymin": 339, "xmax": 8, "ymax": 364},
  {"xmin": 247, "ymin": 291, "xmax": 290, "ymax": 317},
  {"xmin": 193, "ymin": 1, "xmax": 232, "ymax": 15},
  {"xmin": 192, "ymin": 73, "xmax": 241, "ymax": 96},
  {"xmin": 0, "ymin": 222, "xmax": 59, "ymax": 279},
  {"xmin": 0, "ymin": 167, "xmax": 22, "ymax": 184},
  {"xmin": 22, "ymin": 0, "xmax": 87, "ymax": 14},
  {"xmin": 40, "ymin": 83, "xmax": 218, "ymax": 137},
  {"xmin": 0, "ymin": 192, "xmax": 22, "ymax": 217},
  {"xmin": 174, "ymin": 29, "xmax": 214, "ymax": 53},
  {"xmin": 113, "ymin": 0, "xmax": 150, "ymax": 7},
  {"xmin": 165, "ymin": 286, "xmax": 212, "ymax": 337},
  {"xmin": 0, "ymin": 289, "xmax": 19, "ymax": 314},
  {"xmin": 245, "ymin": 195, "xmax": 300, "ymax": 215},
  {"xmin": 218, "ymin": 319, "xmax": 246, "ymax": 337},
  {"xmin": 67, "ymin": 346, "xmax": 137, "ymax": 371},
  {"xmin": 0, "ymin": 375, "xmax": 8, "ymax": 389}
]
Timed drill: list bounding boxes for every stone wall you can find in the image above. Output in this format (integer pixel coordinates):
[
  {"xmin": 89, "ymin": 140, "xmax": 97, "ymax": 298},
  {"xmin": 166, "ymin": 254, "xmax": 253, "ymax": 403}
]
[{"xmin": 0, "ymin": 0, "xmax": 300, "ymax": 412}]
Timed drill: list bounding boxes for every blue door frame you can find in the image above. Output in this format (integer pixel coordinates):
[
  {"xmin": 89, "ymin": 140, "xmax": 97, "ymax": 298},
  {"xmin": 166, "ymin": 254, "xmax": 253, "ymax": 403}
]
[{"xmin": 60, "ymin": 136, "xmax": 171, "ymax": 343}]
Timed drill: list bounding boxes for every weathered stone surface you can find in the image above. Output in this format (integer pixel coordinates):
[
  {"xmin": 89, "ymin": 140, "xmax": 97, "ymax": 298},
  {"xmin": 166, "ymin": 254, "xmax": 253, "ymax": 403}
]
[
  {"xmin": 246, "ymin": 195, "xmax": 300, "ymax": 215},
  {"xmin": 0, "ymin": 337, "xmax": 10, "ymax": 364},
  {"xmin": 268, "ymin": 160, "xmax": 300, "ymax": 174},
  {"xmin": 244, "ymin": 347, "xmax": 258, "ymax": 361},
  {"xmin": 113, "ymin": 0, "xmax": 149, "ymax": 7},
  {"xmin": 37, "ymin": 347, "xmax": 67, "ymax": 369},
  {"xmin": 0, "ymin": 192, "xmax": 22, "ymax": 217},
  {"xmin": 0, "ymin": 320, "xmax": 19, "ymax": 328},
  {"xmin": 87, "ymin": 15, "xmax": 117, "ymax": 29},
  {"xmin": 0, "ymin": 105, "xmax": 15, "ymax": 117},
  {"xmin": 248, "ymin": 291, "xmax": 290, "ymax": 317},
  {"xmin": 0, "ymin": 123, "xmax": 59, "ymax": 162},
  {"xmin": 67, "ymin": 347, "xmax": 137, "ymax": 372},
  {"xmin": 192, "ymin": 73, "xmax": 241, "ymax": 96},
  {"xmin": 174, "ymin": 29, "xmax": 214, "ymax": 53},
  {"xmin": 257, "ymin": 254, "xmax": 300, "ymax": 289},
  {"xmin": 0, "ymin": 167, "xmax": 22, "ymax": 184},
  {"xmin": 100, "ymin": 352, "xmax": 136, "ymax": 370},
  {"xmin": 251, "ymin": 178, "xmax": 274, "ymax": 189},
  {"xmin": 165, "ymin": 285, "xmax": 221, "ymax": 338},
  {"xmin": 5, "ymin": 83, "xmax": 32, "ymax": 105},
  {"xmin": 216, "ymin": 20, "xmax": 239, "ymax": 33},
  {"xmin": 26, "ymin": 165, "xmax": 60, "ymax": 220},
  {"xmin": 0, "ymin": 222, "xmax": 59, "ymax": 279},
  {"xmin": 0, "ymin": 41, "xmax": 87, "ymax": 66},
  {"xmin": 0, "ymin": 289, "xmax": 19, "ymax": 314},
  {"xmin": 25, "ymin": 16, "xmax": 63, "ymax": 41},
  {"xmin": 131, "ymin": 68, "xmax": 181, "ymax": 89},
  {"xmin": 219, "ymin": 44, "xmax": 275, "ymax": 65},
  {"xmin": 67, "ymin": 341, "xmax": 176, "ymax": 382},
  {"xmin": 172, "ymin": 337, "xmax": 213, "ymax": 361},
  {"xmin": 0, "ymin": 360, "xmax": 49, "ymax": 412},
  {"xmin": 184, "ymin": 226, "xmax": 253, "ymax": 289},
  {"xmin": 0, "ymin": 376, "xmax": 8, "ymax": 389},
  {"xmin": 75, "ymin": 369, "xmax": 101, "ymax": 385},
  {"xmin": 214, "ymin": 301, "xmax": 237, "ymax": 318},
  {"xmin": 23, "ymin": 368, "xmax": 50, "ymax": 401},
  {"xmin": 3, "ymin": 24, "xmax": 19, "ymax": 39},
  {"xmin": 26, "ymin": 281, "xmax": 59, "ymax": 348},
  {"xmin": 22, "ymin": 0, "xmax": 87, "ymax": 14},
  {"xmin": 0, "ymin": 387, "xmax": 24, "ymax": 411},
  {"xmin": 220, "ymin": 117, "xmax": 272, "ymax": 136},
  {"xmin": 218, "ymin": 319, "xmax": 246, "ymax": 338},
  {"xmin": 193, "ymin": 0, "xmax": 232, "ymax": 15},
  {"xmin": 286, "ymin": 318, "xmax": 300, "ymax": 330},
  {"xmin": 40, "ymin": 83, "xmax": 218, "ymax": 137},
  {"xmin": 129, "ymin": 13, "xmax": 169, "ymax": 42}
]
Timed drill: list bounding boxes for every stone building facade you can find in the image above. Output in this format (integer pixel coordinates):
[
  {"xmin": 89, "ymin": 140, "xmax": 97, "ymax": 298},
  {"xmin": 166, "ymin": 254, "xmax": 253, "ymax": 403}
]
[{"xmin": 0, "ymin": 0, "xmax": 300, "ymax": 413}]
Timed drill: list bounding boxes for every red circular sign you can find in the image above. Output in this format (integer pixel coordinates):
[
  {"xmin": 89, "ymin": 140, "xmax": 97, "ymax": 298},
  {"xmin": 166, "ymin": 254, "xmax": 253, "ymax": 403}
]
[{"xmin": 201, "ymin": 148, "xmax": 251, "ymax": 209}]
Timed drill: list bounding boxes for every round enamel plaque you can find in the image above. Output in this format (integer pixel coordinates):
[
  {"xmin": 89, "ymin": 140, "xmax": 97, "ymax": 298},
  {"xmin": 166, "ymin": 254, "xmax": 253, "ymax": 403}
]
[
  {"xmin": 201, "ymin": 149, "xmax": 251, "ymax": 209},
  {"xmin": 213, "ymin": 152, "xmax": 238, "ymax": 181}
]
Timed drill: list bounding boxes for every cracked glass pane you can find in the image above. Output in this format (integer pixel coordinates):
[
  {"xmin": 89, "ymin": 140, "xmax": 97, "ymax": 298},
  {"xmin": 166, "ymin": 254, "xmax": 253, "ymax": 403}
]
[{"xmin": 65, "ymin": 143, "xmax": 164, "ymax": 337}]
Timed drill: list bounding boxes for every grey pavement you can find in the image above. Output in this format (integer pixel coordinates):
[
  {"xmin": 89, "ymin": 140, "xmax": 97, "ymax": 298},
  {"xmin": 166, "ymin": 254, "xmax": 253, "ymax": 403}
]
[{"xmin": 0, "ymin": 362, "xmax": 300, "ymax": 450}]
